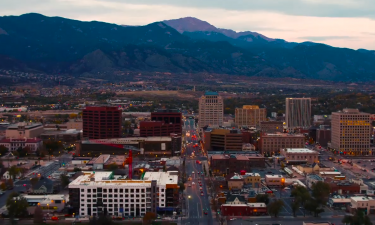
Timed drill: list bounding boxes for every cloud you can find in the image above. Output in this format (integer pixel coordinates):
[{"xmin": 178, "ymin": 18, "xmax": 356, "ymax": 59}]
[
  {"xmin": 298, "ymin": 36, "xmax": 357, "ymax": 41},
  {"xmin": 0, "ymin": 0, "xmax": 374, "ymax": 50}
]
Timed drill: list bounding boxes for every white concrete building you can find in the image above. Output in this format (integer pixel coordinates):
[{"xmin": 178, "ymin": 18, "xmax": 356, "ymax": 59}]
[
  {"xmin": 68, "ymin": 171, "xmax": 179, "ymax": 217},
  {"xmin": 280, "ymin": 148, "xmax": 319, "ymax": 164}
]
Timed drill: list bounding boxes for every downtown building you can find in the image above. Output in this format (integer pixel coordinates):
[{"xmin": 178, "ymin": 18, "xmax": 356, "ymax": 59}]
[
  {"xmin": 82, "ymin": 106, "xmax": 122, "ymax": 139},
  {"xmin": 68, "ymin": 171, "xmax": 179, "ymax": 217},
  {"xmin": 198, "ymin": 92, "xmax": 224, "ymax": 128},
  {"xmin": 285, "ymin": 98, "xmax": 311, "ymax": 129},
  {"xmin": 235, "ymin": 105, "xmax": 266, "ymax": 128},
  {"xmin": 139, "ymin": 109, "xmax": 182, "ymax": 137},
  {"xmin": 331, "ymin": 108, "xmax": 372, "ymax": 156},
  {"xmin": 259, "ymin": 133, "xmax": 305, "ymax": 155}
]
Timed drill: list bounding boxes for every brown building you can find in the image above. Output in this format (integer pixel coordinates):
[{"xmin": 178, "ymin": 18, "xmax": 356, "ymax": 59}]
[
  {"xmin": 280, "ymin": 148, "xmax": 319, "ymax": 164},
  {"xmin": 82, "ymin": 106, "xmax": 122, "ymax": 139},
  {"xmin": 203, "ymin": 128, "xmax": 246, "ymax": 151},
  {"xmin": 316, "ymin": 128, "xmax": 331, "ymax": 147},
  {"xmin": 140, "ymin": 109, "xmax": 182, "ymax": 137},
  {"xmin": 327, "ymin": 179, "xmax": 361, "ymax": 195},
  {"xmin": 259, "ymin": 132, "xmax": 305, "ymax": 155},
  {"xmin": 331, "ymin": 108, "xmax": 371, "ymax": 156},
  {"xmin": 260, "ymin": 121, "xmax": 283, "ymax": 133},
  {"xmin": 210, "ymin": 154, "xmax": 265, "ymax": 175},
  {"xmin": 235, "ymin": 105, "xmax": 266, "ymax": 128}
]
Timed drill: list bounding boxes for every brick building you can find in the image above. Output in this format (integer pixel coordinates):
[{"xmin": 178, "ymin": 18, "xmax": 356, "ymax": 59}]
[
  {"xmin": 82, "ymin": 106, "xmax": 122, "ymax": 139},
  {"xmin": 209, "ymin": 154, "xmax": 265, "ymax": 175},
  {"xmin": 203, "ymin": 128, "xmax": 248, "ymax": 151},
  {"xmin": 220, "ymin": 203, "xmax": 267, "ymax": 216},
  {"xmin": 140, "ymin": 109, "xmax": 182, "ymax": 137},
  {"xmin": 259, "ymin": 132, "xmax": 305, "ymax": 155},
  {"xmin": 235, "ymin": 105, "xmax": 266, "ymax": 128},
  {"xmin": 260, "ymin": 121, "xmax": 283, "ymax": 133}
]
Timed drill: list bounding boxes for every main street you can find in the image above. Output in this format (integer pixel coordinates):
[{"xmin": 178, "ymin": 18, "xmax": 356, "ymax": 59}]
[{"xmin": 182, "ymin": 120, "xmax": 214, "ymax": 225}]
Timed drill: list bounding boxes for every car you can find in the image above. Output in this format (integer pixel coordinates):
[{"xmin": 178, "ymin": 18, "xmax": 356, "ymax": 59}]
[
  {"xmin": 230, "ymin": 218, "xmax": 237, "ymax": 221},
  {"xmin": 192, "ymin": 171, "xmax": 195, "ymax": 174},
  {"xmin": 201, "ymin": 190, "xmax": 203, "ymax": 193},
  {"xmin": 200, "ymin": 183, "xmax": 202, "ymax": 186},
  {"xmin": 192, "ymin": 182, "xmax": 195, "ymax": 185},
  {"xmin": 204, "ymin": 211, "xmax": 208, "ymax": 215},
  {"xmin": 284, "ymin": 187, "xmax": 290, "ymax": 190},
  {"xmin": 267, "ymin": 171, "xmax": 273, "ymax": 174},
  {"xmin": 201, "ymin": 193, "xmax": 204, "ymax": 196},
  {"xmin": 188, "ymin": 184, "xmax": 191, "ymax": 187},
  {"xmin": 51, "ymin": 216, "xmax": 59, "ymax": 221},
  {"xmin": 200, "ymin": 187, "xmax": 203, "ymax": 190}
]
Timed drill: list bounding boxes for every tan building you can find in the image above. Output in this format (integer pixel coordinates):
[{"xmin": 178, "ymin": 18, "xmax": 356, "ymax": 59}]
[
  {"xmin": 5, "ymin": 122, "xmax": 44, "ymax": 139},
  {"xmin": 66, "ymin": 120, "xmax": 83, "ymax": 130},
  {"xmin": 280, "ymin": 148, "xmax": 319, "ymax": 164},
  {"xmin": 235, "ymin": 105, "xmax": 266, "ymax": 128},
  {"xmin": 203, "ymin": 128, "xmax": 244, "ymax": 151},
  {"xmin": 243, "ymin": 173, "xmax": 261, "ymax": 188},
  {"xmin": 259, "ymin": 133, "xmax": 305, "ymax": 155},
  {"xmin": 331, "ymin": 108, "xmax": 372, "ymax": 156},
  {"xmin": 350, "ymin": 196, "xmax": 375, "ymax": 215},
  {"xmin": 260, "ymin": 121, "xmax": 283, "ymax": 133},
  {"xmin": 198, "ymin": 92, "xmax": 223, "ymax": 128},
  {"xmin": 265, "ymin": 174, "xmax": 285, "ymax": 187},
  {"xmin": 228, "ymin": 174, "xmax": 244, "ymax": 190}
]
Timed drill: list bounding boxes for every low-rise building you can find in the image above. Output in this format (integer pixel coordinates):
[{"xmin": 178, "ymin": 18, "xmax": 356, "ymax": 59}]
[
  {"xmin": 68, "ymin": 171, "xmax": 179, "ymax": 217},
  {"xmin": 228, "ymin": 174, "xmax": 244, "ymax": 190},
  {"xmin": 220, "ymin": 203, "xmax": 267, "ymax": 216},
  {"xmin": 280, "ymin": 148, "xmax": 319, "ymax": 164},
  {"xmin": 259, "ymin": 133, "xmax": 305, "ymax": 155},
  {"xmin": 0, "ymin": 137, "xmax": 43, "ymax": 152},
  {"xmin": 265, "ymin": 175, "xmax": 285, "ymax": 187},
  {"xmin": 5, "ymin": 122, "xmax": 44, "ymax": 139},
  {"xmin": 20, "ymin": 194, "xmax": 67, "ymax": 213},
  {"xmin": 260, "ymin": 121, "xmax": 283, "ymax": 133},
  {"xmin": 209, "ymin": 154, "xmax": 265, "ymax": 176},
  {"xmin": 350, "ymin": 196, "xmax": 375, "ymax": 215},
  {"xmin": 243, "ymin": 173, "xmax": 261, "ymax": 188},
  {"xmin": 306, "ymin": 174, "xmax": 325, "ymax": 189}
]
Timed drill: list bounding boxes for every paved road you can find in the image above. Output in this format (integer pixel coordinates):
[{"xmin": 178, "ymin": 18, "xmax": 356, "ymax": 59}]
[
  {"xmin": 183, "ymin": 127, "xmax": 214, "ymax": 225},
  {"xmin": 227, "ymin": 217, "xmax": 345, "ymax": 225}
]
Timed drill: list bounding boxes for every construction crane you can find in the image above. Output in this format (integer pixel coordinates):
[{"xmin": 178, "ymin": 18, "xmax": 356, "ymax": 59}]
[{"xmin": 87, "ymin": 139, "xmax": 142, "ymax": 179}]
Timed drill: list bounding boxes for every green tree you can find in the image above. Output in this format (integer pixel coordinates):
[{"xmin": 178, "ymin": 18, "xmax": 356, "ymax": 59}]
[
  {"xmin": 256, "ymin": 194, "xmax": 270, "ymax": 205},
  {"xmin": 73, "ymin": 167, "xmax": 82, "ymax": 172},
  {"xmin": 311, "ymin": 181, "xmax": 330, "ymax": 205},
  {"xmin": 267, "ymin": 200, "xmax": 284, "ymax": 217},
  {"xmin": 9, "ymin": 166, "xmax": 20, "ymax": 180},
  {"xmin": 89, "ymin": 213, "xmax": 113, "ymax": 225},
  {"xmin": 107, "ymin": 163, "xmax": 118, "ymax": 171},
  {"xmin": 33, "ymin": 206, "xmax": 43, "ymax": 223},
  {"xmin": 142, "ymin": 212, "xmax": 157, "ymax": 225},
  {"xmin": 6, "ymin": 192, "xmax": 29, "ymax": 219},
  {"xmin": 291, "ymin": 186, "xmax": 310, "ymax": 206},
  {"xmin": 60, "ymin": 174, "xmax": 70, "ymax": 188},
  {"xmin": 305, "ymin": 198, "xmax": 324, "ymax": 217},
  {"xmin": 0, "ymin": 146, "xmax": 8, "ymax": 156},
  {"xmin": 291, "ymin": 199, "xmax": 300, "ymax": 217},
  {"xmin": 342, "ymin": 210, "xmax": 372, "ymax": 225},
  {"xmin": 7, "ymin": 179, "xmax": 14, "ymax": 188}
]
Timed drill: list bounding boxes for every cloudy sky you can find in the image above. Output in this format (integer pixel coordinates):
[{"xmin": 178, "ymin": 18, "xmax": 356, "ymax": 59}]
[{"xmin": 1, "ymin": 0, "xmax": 374, "ymax": 49}]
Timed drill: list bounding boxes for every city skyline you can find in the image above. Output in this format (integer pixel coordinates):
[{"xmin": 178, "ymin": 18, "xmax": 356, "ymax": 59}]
[{"xmin": 0, "ymin": 0, "xmax": 375, "ymax": 49}]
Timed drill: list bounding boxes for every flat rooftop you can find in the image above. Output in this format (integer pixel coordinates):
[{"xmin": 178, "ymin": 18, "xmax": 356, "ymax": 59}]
[
  {"xmin": 143, "ymin": 171, "xmax": 178, "ymax": 185},
  {"xmin": 7, "ymin": 122, "xmax": 43, "ymax": 129},
  {"xmin": 284, "ymin": 148, "xmax": 318, "ymax": 154},
  {"xmin": 262, "ymin": 132, "xmax": 304, "ymax": 137},
  {"xmin": 265, "ymin": 175, "xmax": 284, "ymax": 179}
]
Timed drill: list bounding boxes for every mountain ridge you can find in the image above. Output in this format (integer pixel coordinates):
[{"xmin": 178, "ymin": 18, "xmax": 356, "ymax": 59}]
[{"xmin": 0, "ymin": 13, "xmax": 374, "ymax": 82}]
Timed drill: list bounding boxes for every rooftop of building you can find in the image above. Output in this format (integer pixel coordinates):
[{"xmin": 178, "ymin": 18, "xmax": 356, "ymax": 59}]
[
  {"xmin": 69, "ymin": 171, "xmax": 178, "ymax": 187},
  {"xmin": 243, "ymin": 173, "xmax": 260, "ymax": 177},
  {"xmin": 303, "ymin": 223, "xmax": 331, "ymax": 225},
  {"xmin": 307, "ymin": 174, "xmax": 324, "ymax": 181},
  {"xmin": 81, "ymin": 136, "xmax": 172, "ymax": 144},
  {"xmin": 7, "ymin": 122, "xmax": 43, "ymax": 129},
  {"xmin": 153, "ymin": 109, "xmax": 181, "ymax": 113},
  {"xmin": 351, "ymin": 196, "xmax": 374, "ymax": 201},
  {"xmin": 333, "ymin": 108, "xmax": 370, "ymax": 115},
  {"xmin": 265, "ymin": 174, "xmax": 285, "ymax": 179},
  {"xmin": 262, "ymin": 132, "xmax": 304, "ymax": 137},
  {"xmin": 41, "ymin": 129, "xmax": 81, "ymax": 135},
  {"xmin": 204, "ymin": 91, "xmax": 218, "ymax": 96},
  {"xmin": 0, "ymin": 137, "xmax": 42, "ymax": 143},
  {"xmin": 210, "ymin": 154, "xmax": 264, "ymax": 160},
  {"xmin": 283, "ymin": 148, "xmax": 318, "ymax": 154},
  {"xmin": 221, "ymin": 203, "xmax": 266, "ymax": 207}
]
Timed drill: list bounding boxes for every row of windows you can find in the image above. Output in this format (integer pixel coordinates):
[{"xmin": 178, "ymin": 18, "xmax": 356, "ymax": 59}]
[{"xmin": 81, "ymin": 188, "xmax": 158, "ymax": 193}]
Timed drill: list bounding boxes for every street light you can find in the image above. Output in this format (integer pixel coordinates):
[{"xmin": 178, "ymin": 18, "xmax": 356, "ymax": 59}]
[{"xmin": 47, "ymin": 203, "xmax": 49, "ymax": 214}]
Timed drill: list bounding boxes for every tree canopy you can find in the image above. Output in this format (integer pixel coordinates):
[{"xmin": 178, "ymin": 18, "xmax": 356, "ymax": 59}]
[
  {"xmin": 267, "ymin": 199, "xmax": 284, "ymax": 217},
  {"xmin": 6, "ymin": 192, "xmax": 29, "ymax": 218}
]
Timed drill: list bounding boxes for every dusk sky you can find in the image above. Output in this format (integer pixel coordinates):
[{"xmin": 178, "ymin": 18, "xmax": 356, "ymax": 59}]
[{"xmin": 1, "ymin": 0, "xmax": 374, "ymax": 50}]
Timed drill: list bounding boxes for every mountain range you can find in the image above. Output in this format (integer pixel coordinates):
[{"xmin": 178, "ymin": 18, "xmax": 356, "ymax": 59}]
[{"xmin": 0, "ymin": 13, "xmax": 375, "ymax": 81}]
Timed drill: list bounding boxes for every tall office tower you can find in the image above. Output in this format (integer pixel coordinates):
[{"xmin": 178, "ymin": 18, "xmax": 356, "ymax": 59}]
[
  {"xmin": 83, "ymin": 106, "xmax": 122, "ymax": 139},
  {"xmin": 285, "ymin": 98, "xmax": 311, "ymax": 129},
  {"xmin": 331, "ymin": 108, "xmax": 371, "ymax": 156},
  {"xmin": 198, "ymin": 92, "xmax": 224, "ymax": 128},
  {"xmin": 235, "ymin": 105, "xmax": 266, "ymax": 128}
]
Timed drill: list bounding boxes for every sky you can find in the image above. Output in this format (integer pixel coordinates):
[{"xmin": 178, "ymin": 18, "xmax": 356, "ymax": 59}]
[{"xmin": 1, "ymin": 0, "xmax": 375, "ymax": 50}]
